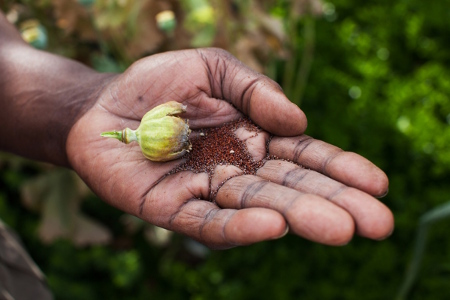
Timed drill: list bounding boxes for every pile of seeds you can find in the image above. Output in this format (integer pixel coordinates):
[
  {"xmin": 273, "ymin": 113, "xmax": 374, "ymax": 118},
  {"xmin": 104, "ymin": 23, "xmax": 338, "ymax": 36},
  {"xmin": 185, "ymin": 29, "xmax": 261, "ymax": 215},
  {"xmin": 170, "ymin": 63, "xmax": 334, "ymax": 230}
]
[
  {"xmin": 171, "ymin": 118, "xmax": 266, "ymax": 177},
  {"xmin": 136, "ymin": 117, "xmax": 287, "ymax": 212},
  {"xmin": 136, "ymin": 117, "xmax": 287, "ymax": 213}
]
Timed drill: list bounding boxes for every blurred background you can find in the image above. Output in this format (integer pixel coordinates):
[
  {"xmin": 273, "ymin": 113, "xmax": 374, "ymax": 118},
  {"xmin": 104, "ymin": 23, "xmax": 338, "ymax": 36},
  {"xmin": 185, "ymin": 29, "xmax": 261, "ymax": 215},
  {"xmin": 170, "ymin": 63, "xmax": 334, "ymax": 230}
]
[{"xmin": 0, "ymin": 0, "xmax": 449, "ymax": 299}]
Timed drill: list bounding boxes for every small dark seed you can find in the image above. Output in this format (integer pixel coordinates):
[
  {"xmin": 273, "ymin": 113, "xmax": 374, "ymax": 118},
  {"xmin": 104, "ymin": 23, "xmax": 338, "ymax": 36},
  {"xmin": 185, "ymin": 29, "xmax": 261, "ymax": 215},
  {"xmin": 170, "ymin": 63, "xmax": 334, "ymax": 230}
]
[{"xmin": 162, "ymin": 118, "xmax": 284, "ymax": 200}]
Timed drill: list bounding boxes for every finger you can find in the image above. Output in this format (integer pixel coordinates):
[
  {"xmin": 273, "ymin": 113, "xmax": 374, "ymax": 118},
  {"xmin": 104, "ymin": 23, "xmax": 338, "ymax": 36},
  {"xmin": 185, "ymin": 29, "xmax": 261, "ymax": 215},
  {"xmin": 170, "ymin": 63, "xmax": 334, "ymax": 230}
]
[
  {"xmin": 210, "ymin": 165, "xmax": 243, "ymax": 199},
  {"xmin": 269, "ymin": 135, "xmax": 389, "ymax": 197},
  {"xmin": 139, "ymin": 171, "xmax": 286, "ymax": 249},
  {"xmin": 198, "ymin": 48, "xmax": 307, "ymax": 136},
  {"xmin": 215, "ymin": 175, "xmax": 355, "ymax": 246},
  {"xmin": 257, "ymin": 160, "xmax": 394, "ymax": 240},
  {"xmin": 234, "ymin": 126, "xmax": 270, "ymax": 160},
  {"xmin": 166, "ymin": 200, "xmax": 287, "ymax": 249}
]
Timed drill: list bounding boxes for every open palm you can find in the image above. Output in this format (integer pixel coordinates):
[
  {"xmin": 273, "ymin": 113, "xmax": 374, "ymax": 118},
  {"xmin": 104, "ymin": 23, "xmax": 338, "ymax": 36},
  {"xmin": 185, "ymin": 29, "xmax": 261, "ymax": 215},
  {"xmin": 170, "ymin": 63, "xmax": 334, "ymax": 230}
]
[{"xmin": 67, "ymin": 48, "xmax": 393, "ymax": 249}]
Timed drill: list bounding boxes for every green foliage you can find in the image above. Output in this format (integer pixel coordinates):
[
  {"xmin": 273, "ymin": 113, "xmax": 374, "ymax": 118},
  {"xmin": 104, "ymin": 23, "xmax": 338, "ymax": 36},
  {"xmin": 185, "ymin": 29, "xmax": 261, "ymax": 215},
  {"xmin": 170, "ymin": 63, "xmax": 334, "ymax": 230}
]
[
  {"xmin": 1, "ymin": 0, "xmax": 450, "ymax": 299},
  {"xmin": 397, "ymin": 201, "xmax": 450, "ymax": 299}
]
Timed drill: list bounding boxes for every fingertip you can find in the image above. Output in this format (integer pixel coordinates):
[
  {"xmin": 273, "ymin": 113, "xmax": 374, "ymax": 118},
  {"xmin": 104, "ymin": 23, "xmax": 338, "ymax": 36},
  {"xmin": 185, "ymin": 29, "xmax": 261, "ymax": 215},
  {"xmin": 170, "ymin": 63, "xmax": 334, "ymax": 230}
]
[
  {"xmin": 333, "ymin": 188, "xmax": 394, "ymax": 241},
  {"xmin": 224, "ymin": 208, "xmax": 287, "ymax": 245},
  {"xmin": 373, "ymin": 172, "xmax": 390, "ymax": 198},
  {"xmin": 251, "ymin": 88, "xmax": 307, "ymax": 136},
  {"xmin": 286, "ymin": 195, "xmax": 355, "ymax": 246},
  {"xmin": 292, "ymin": 102, "xmax": 308, "ymax": 132},
  {"xmin": 367, "ymin": 207, "xmax": 395, "ymax": 241},
  {"xmin": 284, "ymin": 102, "xmax": 308, "ymax": 135},
  {"xmin": 378, "ymin": 187, "xmax": 389, "ymax": 199},
  {"xmin": 327, "ymin": 152, "xmax": 389, "ymax": 197},
  {"xmin": 276, "ymin": 225, "xmax": 290, "ymax": 240}
]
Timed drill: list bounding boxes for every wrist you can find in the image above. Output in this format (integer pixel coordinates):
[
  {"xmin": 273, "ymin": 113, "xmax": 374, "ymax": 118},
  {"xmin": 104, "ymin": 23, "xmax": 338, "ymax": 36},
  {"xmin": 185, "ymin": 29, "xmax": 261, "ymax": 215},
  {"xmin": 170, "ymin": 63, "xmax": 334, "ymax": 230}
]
[{"xmin": 0, "ymin": 42, "xmax": 117, "ymax": 166}]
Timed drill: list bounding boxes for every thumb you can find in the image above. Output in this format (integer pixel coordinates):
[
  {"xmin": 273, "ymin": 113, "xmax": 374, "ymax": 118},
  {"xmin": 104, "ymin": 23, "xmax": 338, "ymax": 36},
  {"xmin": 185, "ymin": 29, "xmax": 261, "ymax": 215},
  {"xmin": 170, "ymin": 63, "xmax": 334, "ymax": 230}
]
[{"xmin": 199, "ymin": 48, "xmax": 307, "ymax": 136}]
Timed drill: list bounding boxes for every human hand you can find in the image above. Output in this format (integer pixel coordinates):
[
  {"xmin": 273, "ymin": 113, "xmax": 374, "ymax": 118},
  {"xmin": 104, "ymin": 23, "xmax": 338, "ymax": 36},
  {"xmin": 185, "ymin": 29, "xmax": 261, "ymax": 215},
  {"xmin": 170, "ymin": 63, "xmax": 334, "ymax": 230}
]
[{"xmin": 67, "ymin": 48, "xmax": 393, "ymax": 249}]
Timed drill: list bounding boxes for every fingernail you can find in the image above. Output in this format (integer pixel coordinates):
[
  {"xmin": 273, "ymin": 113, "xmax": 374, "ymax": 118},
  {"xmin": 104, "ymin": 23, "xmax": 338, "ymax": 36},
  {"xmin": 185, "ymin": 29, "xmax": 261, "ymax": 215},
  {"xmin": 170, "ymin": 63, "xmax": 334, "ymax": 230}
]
[
  {"xmin": 378, "ymin": 188, "xmax": 389, "ymax": 198},
  {"xmin": 376, "ymin": 227, "xmax": 395, "ymax": 241},
  {"xmin": 274, "ymin": 225, "xmax": 290, "ymax": 239}
]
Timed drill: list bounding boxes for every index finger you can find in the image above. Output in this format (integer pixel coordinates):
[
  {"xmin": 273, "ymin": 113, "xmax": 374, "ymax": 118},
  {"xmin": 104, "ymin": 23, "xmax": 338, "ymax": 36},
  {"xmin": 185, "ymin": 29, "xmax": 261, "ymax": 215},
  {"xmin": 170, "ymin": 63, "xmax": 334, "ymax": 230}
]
[{"xmin": 269, "ymin": 135, "xmax": 389, "ymax": 197}]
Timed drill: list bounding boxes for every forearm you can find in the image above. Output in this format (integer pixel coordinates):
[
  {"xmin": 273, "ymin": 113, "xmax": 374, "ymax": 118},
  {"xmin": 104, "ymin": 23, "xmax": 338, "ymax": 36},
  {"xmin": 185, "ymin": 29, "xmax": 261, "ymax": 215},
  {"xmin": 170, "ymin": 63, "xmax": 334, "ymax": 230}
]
[{"xmin": 0, "ymin": 12, "xmax": 115, "ymax": 166}]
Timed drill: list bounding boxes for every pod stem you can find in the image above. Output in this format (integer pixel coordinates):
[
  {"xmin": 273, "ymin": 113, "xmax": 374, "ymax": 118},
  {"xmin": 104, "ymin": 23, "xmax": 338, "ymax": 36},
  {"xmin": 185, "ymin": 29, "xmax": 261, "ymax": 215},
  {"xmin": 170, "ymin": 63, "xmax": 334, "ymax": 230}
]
[
  {"xmin": 101, "ymin": 130, "xmax": 123, "ymax": 142},
  {"xmin": 101, "ymin": 128, "xmax": 137, "ymax": 144}
]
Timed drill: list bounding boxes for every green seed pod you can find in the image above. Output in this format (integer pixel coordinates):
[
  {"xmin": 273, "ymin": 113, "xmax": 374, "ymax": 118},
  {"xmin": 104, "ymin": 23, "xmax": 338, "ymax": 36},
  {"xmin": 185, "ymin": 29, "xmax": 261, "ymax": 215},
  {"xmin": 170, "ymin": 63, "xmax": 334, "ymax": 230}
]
[{"xmin": 101, "ymin": 101, "xmax": 192, "ymax": 162}]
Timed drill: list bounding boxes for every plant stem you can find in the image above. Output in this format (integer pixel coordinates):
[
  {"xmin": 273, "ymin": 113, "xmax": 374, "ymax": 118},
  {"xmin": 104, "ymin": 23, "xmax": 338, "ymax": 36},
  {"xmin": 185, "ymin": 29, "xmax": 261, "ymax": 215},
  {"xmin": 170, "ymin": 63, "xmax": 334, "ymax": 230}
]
[
  {"xmin": 396, "ymin": 201, "xmax": 450, "ymax": 300},
  {"xmin": 292, "ymin": 16, "xmax": 315, "ymax": 106},
  {"xmin": 100, "ymin": 130, "xmax": 123, "ymax": 142}
]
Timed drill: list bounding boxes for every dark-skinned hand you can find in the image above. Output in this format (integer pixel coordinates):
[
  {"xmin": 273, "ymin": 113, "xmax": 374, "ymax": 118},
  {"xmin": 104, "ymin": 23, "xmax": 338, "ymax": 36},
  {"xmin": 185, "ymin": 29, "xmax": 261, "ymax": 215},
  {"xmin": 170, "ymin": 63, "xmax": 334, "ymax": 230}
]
[{"xmin": 66, "ymin": 48, "xmax": 394, "ymax": 249}]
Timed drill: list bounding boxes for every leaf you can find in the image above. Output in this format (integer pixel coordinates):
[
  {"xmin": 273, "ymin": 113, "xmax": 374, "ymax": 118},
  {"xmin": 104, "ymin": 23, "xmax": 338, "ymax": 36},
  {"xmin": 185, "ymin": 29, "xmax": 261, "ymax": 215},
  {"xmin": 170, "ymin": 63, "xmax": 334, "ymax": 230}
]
[
  {"xmin": 253, "ymin": 5, "xmax": 286, "ymax": 45},
  {"xmin": 20, "ymin": 169, "xmax": 112, "ymax": 247},
  {"xmin": 144, "ymin": 225, "xmax": 172, "ymax": 247},
  {"xmin": 292, "ymin": 0, "xmax": 324, "ymax": 17},
  {"xmin": 120, "ymin": 214, "xmax": 145, "ymax": 234},
  {"xmin": 37, "ymin": 170, "xmax": 80, "ymax": 244},
  {"xmin": 93, "ymin": 0, "xmax": 166, "ymax": 60},
  {"xmin": 51, "ymin": 0, "xmax": 96, "ymax": 40},
  {"xmin": 72, "ymin": 213, "xmax": 112, "ymax": 247},
  {"xmin": 233, "ymin": 37, "xmax": 264, "ymax": 73}
]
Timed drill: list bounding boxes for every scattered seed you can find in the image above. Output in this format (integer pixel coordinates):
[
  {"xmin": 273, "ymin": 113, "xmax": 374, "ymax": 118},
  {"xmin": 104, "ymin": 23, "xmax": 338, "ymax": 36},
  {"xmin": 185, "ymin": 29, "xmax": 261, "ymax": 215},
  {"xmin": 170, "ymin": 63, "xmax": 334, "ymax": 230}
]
[
  {"xmin": 140, "ymin": 118, "xmax": 299, "ymax": 213},
  {"xmin": 167, "ymin": 118, "xmax": 266, "ymax": 175},
  {"xmin": 159, "ymin": 118, "xmax": 284, "ymax": 200}
]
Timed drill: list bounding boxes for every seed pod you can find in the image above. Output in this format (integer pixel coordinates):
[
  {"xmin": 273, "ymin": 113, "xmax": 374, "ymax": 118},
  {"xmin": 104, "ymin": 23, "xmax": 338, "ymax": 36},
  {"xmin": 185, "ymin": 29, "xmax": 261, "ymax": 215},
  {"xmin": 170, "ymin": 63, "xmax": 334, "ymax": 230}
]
[{"xmin": 101, "ymin": 101, "xmax": 192, "ymax": 162}]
